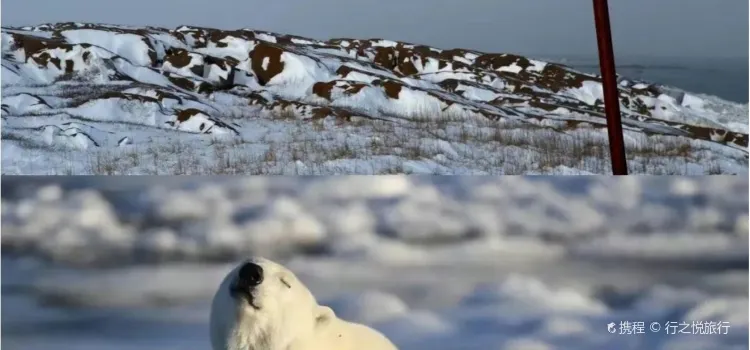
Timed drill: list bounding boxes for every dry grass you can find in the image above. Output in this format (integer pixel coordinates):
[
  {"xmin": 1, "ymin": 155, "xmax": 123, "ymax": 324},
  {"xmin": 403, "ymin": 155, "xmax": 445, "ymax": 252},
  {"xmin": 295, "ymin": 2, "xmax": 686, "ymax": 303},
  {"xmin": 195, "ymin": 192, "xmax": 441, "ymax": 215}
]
[
  {"xmin": 66, "ymin": 107, "xmax": 747, "ymax": 175},
  {"xmin": 269, "ymin": 107, "xmax": 299, "ymax": 121}
]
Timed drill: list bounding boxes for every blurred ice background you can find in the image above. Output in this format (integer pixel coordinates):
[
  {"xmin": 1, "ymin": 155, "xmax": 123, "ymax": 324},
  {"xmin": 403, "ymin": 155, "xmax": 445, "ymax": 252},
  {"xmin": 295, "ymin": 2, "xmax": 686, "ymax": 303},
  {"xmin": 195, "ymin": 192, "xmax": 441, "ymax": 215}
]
[{"xmin": 1, "ymin": 176, "xmax": 748, "ymax": 350}]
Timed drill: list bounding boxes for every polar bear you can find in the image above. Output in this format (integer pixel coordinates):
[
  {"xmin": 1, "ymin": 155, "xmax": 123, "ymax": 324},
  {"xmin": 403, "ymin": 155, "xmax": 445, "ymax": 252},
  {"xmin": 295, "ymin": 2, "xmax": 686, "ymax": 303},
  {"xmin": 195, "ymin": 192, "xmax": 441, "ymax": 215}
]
[{"xmin": 210, "ymin": 257, "xmax": 399, "ymax": 350}]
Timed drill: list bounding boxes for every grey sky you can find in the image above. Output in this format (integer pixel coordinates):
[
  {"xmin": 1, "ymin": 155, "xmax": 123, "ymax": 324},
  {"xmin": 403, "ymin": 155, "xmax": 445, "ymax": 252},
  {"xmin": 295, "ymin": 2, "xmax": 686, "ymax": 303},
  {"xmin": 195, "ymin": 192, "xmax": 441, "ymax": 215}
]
[{"xmin": 2, "ymin": 0, "xmax": 747, "ymax": 58}]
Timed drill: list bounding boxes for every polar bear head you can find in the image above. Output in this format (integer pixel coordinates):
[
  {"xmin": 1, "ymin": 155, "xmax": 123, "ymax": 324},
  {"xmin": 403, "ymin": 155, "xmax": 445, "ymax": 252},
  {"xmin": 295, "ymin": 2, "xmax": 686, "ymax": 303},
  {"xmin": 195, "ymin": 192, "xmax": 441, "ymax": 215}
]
[{"xmin": 210, "ymin": 257, "xmax": 336, "ymax": 350}]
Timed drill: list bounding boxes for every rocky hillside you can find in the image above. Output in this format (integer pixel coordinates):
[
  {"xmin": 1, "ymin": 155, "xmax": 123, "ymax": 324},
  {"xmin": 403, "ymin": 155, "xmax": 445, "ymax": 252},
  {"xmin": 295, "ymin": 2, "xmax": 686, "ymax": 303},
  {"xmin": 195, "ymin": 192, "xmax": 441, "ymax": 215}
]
[{"xmin": 2, "ymin": 23, "xmax": 747, "ymax": 174}]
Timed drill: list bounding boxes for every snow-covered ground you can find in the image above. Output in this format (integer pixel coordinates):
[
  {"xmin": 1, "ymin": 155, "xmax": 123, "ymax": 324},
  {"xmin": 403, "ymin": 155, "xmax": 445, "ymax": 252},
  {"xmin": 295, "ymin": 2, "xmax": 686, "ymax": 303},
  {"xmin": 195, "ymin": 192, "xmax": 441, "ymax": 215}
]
[
  {"xmin": 2, "ymin": 176, "xmax": 748, "ymax": 350},
  {"xmin": 2, "ymin": 23, "xmax": 748, "ymax": 175}
]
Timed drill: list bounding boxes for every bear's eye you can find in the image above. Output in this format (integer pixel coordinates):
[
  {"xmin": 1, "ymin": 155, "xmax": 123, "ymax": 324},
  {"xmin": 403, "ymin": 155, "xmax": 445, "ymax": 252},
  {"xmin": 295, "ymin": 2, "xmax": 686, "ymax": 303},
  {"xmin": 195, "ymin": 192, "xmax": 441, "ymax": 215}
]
[{"xmin": 280, "ymin": 277, "xmax": 292, "ymax": 289}]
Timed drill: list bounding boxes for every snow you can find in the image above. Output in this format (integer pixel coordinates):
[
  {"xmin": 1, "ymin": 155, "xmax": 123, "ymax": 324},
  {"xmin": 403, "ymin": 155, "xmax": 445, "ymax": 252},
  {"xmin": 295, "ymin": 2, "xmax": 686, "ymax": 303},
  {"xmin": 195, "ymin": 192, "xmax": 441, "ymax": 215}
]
[
  {"xmin": 268, "ymin": 51, "xmax": 336, "ymax": 97},
  {"xmin": 527, "ymin": 59, "xmax": 548, "ymax": 72},
  {"xmin": 497, "ymin": 62, "xmax": 524, "ymax": 74},
  {"xmin": 201, "ymin": 37, "xmax": 258, "ymax": 61},
  {"xmin": 680, "ymin": 93, "xmax": 705, "ymax": 109},
  {"xmin": 567, "ymin": 80, "xmax": 604, "ymax": 106},
  {"xmin": 2, "ymin": 93, "xmax": 50, "ymax": 114},
  {"xmin": 39, "ymin": 125, "xmax": 97, "ymax": 149},
  {"xmin": 1, "ymin": 176, "xmax": 747, "ymax": 350},
  {"xmin": 255, "ymin": 33, "xmax": 278, "ymax": 43},
  {"xmin": 61, "ymin": 29, "xmax": 154, "ymax": 66},
  {"xmin": 162, "ymin": 52, "xmax": 203, "ymax": 77}
]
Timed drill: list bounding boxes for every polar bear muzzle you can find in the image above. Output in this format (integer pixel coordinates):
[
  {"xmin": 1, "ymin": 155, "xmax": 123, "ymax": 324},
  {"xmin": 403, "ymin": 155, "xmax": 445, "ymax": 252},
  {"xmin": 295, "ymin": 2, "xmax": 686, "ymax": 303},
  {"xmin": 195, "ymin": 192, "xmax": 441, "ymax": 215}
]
[{"xmin": 229, "ymin": 261, "xmax": 264, "ymax": 309}]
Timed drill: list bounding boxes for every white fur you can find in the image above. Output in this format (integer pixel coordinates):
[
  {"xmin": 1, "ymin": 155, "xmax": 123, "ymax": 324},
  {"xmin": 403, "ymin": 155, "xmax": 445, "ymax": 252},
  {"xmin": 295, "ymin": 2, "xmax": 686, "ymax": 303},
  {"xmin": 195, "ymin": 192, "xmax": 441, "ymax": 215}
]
[{"xmin": 210, "ymin": 257, "xmax": 398, "ymax": 350}]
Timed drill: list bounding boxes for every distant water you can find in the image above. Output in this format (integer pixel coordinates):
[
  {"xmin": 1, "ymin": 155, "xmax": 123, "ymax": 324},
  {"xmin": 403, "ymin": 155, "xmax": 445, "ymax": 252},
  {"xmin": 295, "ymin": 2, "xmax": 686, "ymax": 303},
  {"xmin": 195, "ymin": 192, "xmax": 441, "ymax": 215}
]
[{"xmin": 545, "ymin": 55, "xmax": 749, "ymax": 103}]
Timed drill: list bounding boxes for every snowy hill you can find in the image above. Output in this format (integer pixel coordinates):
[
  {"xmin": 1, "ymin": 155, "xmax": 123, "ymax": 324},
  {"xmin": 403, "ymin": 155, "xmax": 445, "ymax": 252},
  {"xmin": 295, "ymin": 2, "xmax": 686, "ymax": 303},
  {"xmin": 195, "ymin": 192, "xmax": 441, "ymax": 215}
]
[{"xmin": 2, "ymin": 22, "xmax": 748, "ymax": 174}]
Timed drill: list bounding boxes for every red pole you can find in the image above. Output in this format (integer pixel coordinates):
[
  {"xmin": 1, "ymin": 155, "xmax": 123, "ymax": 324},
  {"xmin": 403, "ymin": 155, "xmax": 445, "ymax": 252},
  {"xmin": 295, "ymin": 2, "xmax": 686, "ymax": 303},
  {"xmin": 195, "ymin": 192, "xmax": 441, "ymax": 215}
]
[{"xmin": 592, "ymin": 0, "xmax": 628, "ymax": 175}]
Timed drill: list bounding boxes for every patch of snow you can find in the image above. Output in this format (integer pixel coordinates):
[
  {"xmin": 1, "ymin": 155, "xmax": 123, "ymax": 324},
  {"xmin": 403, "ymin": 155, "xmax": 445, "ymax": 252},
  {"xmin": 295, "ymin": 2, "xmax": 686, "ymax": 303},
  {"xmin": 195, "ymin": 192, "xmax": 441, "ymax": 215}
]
[
  {"xmin": 61, "ymin": 29, "xmax": 154, "ymax": 66},
  {"xmin": 497, "ymin": 62, "xmax": 523, "ymax": 74},
  {"xmin": 566, "ymin": 80, "xmax": 604, "ymax": 106}
]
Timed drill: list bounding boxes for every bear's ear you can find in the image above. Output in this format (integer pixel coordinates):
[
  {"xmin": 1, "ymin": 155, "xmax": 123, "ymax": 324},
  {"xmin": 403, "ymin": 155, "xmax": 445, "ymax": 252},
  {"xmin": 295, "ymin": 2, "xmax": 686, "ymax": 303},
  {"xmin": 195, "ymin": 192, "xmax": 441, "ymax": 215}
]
[{"xmin": 314, "ymin": 306, "xmax": 335, "ymax": 328}]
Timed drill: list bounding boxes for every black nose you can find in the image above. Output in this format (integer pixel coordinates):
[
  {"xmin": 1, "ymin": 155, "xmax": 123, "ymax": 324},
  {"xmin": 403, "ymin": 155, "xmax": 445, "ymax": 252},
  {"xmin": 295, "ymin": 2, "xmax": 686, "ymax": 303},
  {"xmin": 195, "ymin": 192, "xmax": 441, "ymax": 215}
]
[{"xmin": 237, "ymin": 262, "xmax": 263, "ymax": 286}]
